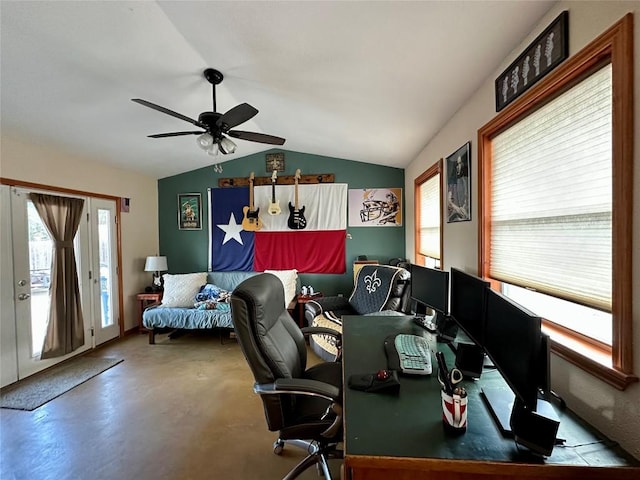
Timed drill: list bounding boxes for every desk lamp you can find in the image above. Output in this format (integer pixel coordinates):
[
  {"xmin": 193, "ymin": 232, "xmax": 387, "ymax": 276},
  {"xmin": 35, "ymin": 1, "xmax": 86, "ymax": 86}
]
[{"xmin": 144, "ymin": 256, "xmax": 168, "ymax": 291}]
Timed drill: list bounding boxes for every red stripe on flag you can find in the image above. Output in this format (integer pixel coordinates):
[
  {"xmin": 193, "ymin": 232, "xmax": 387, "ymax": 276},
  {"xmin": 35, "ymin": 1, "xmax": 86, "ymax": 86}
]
[{"xmin": 254, "ymin": 230, "xmax": 346, "ymax": 273}]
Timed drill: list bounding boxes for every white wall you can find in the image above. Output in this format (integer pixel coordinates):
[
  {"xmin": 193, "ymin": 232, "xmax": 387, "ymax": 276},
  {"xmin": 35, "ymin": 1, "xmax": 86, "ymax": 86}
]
[
  {"xmin": 405, "ymin": 1, "xmax": 640, "ymax": 459},
  {"xmin": 1, "ymin": 132, "xmax": 159, "ymax": 333}
]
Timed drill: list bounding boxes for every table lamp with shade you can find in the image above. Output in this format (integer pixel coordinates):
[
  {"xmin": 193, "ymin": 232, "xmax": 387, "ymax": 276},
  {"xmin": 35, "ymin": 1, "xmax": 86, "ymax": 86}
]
[{"xmin": 144, "ymin": 256, "xmax": 168, "ymax": 292}]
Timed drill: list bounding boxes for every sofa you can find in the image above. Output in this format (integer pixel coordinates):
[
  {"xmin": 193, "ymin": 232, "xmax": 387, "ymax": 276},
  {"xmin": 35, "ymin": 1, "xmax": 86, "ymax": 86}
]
[{"xmin": 143, "ymin": 269, "xmax": 298, "ymax": 344}]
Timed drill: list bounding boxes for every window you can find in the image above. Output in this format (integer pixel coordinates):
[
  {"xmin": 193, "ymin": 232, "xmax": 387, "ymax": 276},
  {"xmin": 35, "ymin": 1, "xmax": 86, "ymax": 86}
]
[
  {"xmin": 478, "ymin": 15, "xmax": 635, "ymax": 389},
  {"xmin": 415, "ymin": 161, "xmax": 442, "ymax": 268}
]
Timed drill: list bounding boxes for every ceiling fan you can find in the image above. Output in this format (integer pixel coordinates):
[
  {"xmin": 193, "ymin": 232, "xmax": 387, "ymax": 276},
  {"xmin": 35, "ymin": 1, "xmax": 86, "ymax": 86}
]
[{"xmin": 132, "ymin": 68, "xmax": 285, "ymax": 156}]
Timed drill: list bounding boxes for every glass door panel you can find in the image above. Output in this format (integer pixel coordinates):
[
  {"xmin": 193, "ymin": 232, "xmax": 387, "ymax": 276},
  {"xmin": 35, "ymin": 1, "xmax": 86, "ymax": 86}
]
[
  {"xmin": 92, "ymin": 199, "xmax": 119, "ymax": 344},
  {"xmin": 27, "ymin": 200, "xmax": 52, "ymax": 356}
]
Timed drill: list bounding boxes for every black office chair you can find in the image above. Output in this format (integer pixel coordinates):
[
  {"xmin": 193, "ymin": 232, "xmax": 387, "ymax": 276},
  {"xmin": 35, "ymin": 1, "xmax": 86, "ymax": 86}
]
[{"xmin": 231, "ymin": 273, "xmax": 343, "ymax": 480}]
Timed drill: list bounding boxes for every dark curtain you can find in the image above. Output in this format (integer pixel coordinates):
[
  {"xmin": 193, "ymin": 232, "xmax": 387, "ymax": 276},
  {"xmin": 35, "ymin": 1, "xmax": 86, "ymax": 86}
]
[{"xmin": 30, "ymin": 193, "xmax": 85, "ymax": 359}]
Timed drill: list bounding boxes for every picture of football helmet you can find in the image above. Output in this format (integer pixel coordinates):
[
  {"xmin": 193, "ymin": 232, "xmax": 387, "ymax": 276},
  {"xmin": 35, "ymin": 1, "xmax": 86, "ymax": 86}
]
[{"xmin": 359, "ymin": 189, "xmax": 400, "ymax": 224}]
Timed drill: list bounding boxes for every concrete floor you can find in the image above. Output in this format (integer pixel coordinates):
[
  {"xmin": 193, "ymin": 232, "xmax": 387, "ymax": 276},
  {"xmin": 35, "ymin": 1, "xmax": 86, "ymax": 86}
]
[{"xmin": 1, "ymin": 331, "xmax": 342, "ymax": 480}]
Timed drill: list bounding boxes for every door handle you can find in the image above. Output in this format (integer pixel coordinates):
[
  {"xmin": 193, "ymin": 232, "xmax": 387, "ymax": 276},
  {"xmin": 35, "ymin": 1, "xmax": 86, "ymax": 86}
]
[{"xmin": 18, "ymin": 293, "xmax": 31, "ymax": 301}]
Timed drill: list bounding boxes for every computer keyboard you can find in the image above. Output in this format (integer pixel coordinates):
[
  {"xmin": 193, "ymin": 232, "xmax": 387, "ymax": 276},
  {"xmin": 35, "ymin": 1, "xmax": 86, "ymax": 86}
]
[{"xmin": 384, "ymin": 334, "xmax": 432, "ymax": 375}]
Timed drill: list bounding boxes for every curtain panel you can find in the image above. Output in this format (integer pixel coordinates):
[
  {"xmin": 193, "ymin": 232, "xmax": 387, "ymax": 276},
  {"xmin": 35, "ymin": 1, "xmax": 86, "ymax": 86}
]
[{"xmin": 29, "ymin": 193, "xmax": 85, "ymax": 359}]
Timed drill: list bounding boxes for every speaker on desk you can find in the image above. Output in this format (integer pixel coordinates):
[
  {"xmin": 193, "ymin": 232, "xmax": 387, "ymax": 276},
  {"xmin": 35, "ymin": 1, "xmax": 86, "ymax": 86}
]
[
  {"xmin": 510, "ymin": 399, "xmax": 560, "ymax": 457},
  {"xmin": 435, "ymin": 314, "xmax": 459, "ymax": 343},
  {"xmin": 455, "ymin": 343, "xmax": 485, "ymax": 379}
]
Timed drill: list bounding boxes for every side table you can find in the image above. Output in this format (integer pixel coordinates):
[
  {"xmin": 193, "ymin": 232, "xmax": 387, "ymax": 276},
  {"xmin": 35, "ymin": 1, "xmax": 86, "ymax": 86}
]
[
  {"xmin": 136, "ymin": 292, "xmax": 162, "ymax": 332},
  {"xmin": 294, "ymin": 293, "xmax": 323, "ymax": 328}
]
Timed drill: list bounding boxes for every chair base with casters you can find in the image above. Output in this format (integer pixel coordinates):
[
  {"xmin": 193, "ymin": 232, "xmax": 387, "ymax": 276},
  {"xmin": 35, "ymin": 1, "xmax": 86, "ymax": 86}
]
[
  {"xmin": 274, "ymin": 439, "xmax": 343, "ymax": 480},
  {"xmin": 255, "ymin": 381, "xmax": 344, "ymax": 480},
  {"xmin": 231, "ymin": 273, "xmax": 344, "ymax": 480}
]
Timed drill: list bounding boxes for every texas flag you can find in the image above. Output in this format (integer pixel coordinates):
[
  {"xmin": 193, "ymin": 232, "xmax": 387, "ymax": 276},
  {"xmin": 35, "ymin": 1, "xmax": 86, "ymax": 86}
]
[{"xmin": 209, "ymin": 183, "xmax": 347, "ymax": 273}]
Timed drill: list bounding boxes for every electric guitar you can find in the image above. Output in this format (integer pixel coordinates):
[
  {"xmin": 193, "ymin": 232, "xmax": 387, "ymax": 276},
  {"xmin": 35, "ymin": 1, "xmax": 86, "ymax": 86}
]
[
  {"xmin": 287, "ymin": 169, "xmax": 307, "ymax": 230},
  {"xmin": 242, "ymin": 172, "xmax": 262, "ymax": 231},
  {"xmin": 268, "ymin": 170, "xmax": 281, "ymax": 216}
]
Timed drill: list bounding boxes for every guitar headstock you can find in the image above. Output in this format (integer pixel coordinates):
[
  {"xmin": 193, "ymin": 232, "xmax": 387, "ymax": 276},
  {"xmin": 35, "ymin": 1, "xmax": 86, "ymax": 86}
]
[
  {"xmin": 295, "ymin": 169, "xmax": 301, "ymax": 180},
  {"xmin": 271, "ymin": 170, "xmax": 278, "ymax": 182}
]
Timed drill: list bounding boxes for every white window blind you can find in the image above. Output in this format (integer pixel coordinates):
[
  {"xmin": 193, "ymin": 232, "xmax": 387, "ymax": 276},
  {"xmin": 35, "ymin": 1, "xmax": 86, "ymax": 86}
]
[
  {"xmin": 491, "ymin": 64, "xmax": 612, "ymax": 312},
  {"xmin": 419, "ymin": 173, "xmax": 441, "ymax": 260}
]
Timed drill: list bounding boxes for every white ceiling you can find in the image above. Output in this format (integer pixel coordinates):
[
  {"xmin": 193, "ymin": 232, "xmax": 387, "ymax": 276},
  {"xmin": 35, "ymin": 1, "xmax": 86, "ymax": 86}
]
[{"xmin": 1, "ymin": 1, "xmax": 556, "ymax": 179}]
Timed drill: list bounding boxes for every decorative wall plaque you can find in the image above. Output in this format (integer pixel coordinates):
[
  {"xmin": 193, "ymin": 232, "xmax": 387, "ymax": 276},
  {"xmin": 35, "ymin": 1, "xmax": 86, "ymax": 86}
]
[
  {"xmin": 495, "ymin": 11, "xmax": 569, "ymax": 112},
  {"xmin": 265, "ymin": 152, "xmax": 285, "ymax": 172}
]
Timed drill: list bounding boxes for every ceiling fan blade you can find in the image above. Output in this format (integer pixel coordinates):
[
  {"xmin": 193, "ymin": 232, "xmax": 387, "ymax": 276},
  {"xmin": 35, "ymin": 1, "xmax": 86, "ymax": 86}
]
[
  {"xmin": 228, "ymin": 130, "xmax": 286, "ymax": 145},
  {"xmin": 132, "ymin": 98, "xmax": 203, "ymax": 127},
  {"xmin": 217, "ymin": 103, "xmax": 258, "ymax": 130},
  {"xmin": 148, "ymin": 131, "xmax": 204, "ymax": 138}
]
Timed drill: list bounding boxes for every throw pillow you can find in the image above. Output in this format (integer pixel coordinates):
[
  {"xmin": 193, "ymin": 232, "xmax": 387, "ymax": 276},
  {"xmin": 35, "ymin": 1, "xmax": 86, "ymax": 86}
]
[
  {"xmin": 161, "ymin": 272, "xmax": 207, "ymax": 308},
  {"xmin": 264, "ymin": 269, "xmax": 298, "ymax": 307}
]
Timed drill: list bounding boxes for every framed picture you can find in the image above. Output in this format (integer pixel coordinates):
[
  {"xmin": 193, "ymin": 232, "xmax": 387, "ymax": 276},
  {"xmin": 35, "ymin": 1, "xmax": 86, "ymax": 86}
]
[
  {"xmin": 446, "ymin": 142, "xmax": 471, "ymax": 223},
  {"xmin": 265, "ymin": 152, "xmax": 285, "ymax": 172},
  {"xmin": 495, "ymin": 11, "xmax": 568, "ymax": 112},
  {"xmin": 178, "ymin": 193, "xmax": 202, "ymax": 230},
  {"xmin": 348, "ymin": 188, "xmax": 403, "ymax": 227}
]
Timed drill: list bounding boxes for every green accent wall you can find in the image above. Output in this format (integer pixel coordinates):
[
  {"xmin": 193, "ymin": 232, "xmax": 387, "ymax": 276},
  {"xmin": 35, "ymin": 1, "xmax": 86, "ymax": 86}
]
[{"xmin": 158, "ymin": 149, "xmax": 405, "ymax": 296}]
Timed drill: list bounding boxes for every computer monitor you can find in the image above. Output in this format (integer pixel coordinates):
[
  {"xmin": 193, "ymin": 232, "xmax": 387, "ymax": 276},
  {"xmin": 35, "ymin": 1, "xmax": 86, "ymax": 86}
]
[
  {"xmin": 481, "ymin": 289, "xmax": 560, "ymax": 456},
  {"xmin": 484, "ymin": 288, "xmax": 541, "ymax": 410},
  {"xmin": 449, "ymin": 268, "xmax": 490, "ymax": 347},
  {"xmin": 409, "ymin": 264, "xmax": 449, "ymax": 318}
]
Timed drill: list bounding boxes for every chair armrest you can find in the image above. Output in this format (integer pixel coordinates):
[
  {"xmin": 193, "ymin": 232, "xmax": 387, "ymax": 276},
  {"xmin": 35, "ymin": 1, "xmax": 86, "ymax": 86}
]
[
  {"xmin": 301, "ymin": 325, "xmax": 344, "ymax": 362},
  {"xmin": 300, "ymin": 326, "xmax": 342, "ymax": 340},
  {"xmin": 304, "ymin": 296, "xmax": 356, "ymax": 324},
  {"xmin": 256, "ymin": 379, "xmax": 343, "ymax": 439},
  {"xmin": 254, "ymin": 378, "xmax": 341, "ymax": 402},
  {"xmin": 310, "ymin": 296, "xmax": 352, "ymax": 311}
]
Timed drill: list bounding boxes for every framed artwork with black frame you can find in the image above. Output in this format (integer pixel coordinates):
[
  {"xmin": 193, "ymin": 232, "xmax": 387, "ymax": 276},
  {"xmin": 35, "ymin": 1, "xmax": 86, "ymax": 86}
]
[
  {"xmin": 178, "ymin": 193, "xmax": 202, "ymax": 230},
  {"xmin": 446, "ymin": 142, "xmax": 471, "ymax": 223},
  {"xmin": 495, "ymin": 11, "xmax": 568, "ymax": 112}
]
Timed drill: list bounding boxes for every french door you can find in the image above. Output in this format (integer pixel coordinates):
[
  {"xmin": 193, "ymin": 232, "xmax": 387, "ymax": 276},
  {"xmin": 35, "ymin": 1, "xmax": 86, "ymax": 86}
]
[
  {"xmin": 90, "ymin": 198, "xmax": 119, "ymax": 345},
  {"xmin": 10, "ymin": 187, "xmax": 119, "ymax": 379}
]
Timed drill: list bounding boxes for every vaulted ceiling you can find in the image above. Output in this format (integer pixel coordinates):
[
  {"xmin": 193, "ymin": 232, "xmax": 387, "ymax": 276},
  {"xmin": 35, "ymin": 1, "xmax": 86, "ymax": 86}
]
[{"xmin": 1, "ymin": 1, "xmax": 556, "ymax": 179}]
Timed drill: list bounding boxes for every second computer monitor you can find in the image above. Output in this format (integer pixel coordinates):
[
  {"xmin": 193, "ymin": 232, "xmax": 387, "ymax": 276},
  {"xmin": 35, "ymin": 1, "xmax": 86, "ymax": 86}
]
[
  {"xmin": 410, "ymin": 264, "xmax": 449, "ymax": 315},
  {"xmin": 484, "ymin": 288, "xmax": 542, "ymax": 411},
  {"xmin": 449, "ymin": 268, "xmax": 490, "ymax": 347}
]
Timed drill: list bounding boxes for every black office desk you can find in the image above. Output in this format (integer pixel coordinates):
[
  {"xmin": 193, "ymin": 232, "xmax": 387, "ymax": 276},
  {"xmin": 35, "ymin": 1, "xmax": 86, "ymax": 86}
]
[{"xmin": 342, "ymin": 315, "xmax": 639, "ymax": 479}]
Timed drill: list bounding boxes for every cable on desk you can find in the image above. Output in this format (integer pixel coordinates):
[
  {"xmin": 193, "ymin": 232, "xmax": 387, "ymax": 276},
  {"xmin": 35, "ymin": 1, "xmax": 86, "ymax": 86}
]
[{"xmin": 557, "ymin": 439, "xmax": 619, "ymax": 449}]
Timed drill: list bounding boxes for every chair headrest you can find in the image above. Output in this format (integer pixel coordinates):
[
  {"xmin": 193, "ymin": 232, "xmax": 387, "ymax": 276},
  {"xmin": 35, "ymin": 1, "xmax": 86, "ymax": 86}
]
[{"xmin": 232, "ymin": 273, "xmax": 286, "ymax": 328}]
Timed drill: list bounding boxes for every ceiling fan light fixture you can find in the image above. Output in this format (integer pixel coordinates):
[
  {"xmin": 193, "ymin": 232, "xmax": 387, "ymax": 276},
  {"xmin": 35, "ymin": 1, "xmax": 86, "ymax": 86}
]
[
  {"xmin": 219, "ymin": 137, "xmax": 237, "ymax": 154},
  {"xmin": 207, "ymin": 143, "xmax": 219, "ymax": 156},
  {"xmin": 196, "ymin": 133, "xmax": 214, "ymax": 150}
]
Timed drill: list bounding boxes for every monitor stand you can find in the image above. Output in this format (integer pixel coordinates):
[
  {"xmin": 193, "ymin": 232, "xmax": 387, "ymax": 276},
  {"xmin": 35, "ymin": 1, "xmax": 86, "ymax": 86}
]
[{"xmin": 413, "ymin": 310, "xmax": 439, "ymax": 333}]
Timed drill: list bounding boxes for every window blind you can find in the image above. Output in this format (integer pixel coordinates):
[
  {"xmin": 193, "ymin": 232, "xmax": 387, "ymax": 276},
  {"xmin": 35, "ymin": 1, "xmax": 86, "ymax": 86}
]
[
  {"xmin": 491, "ymin": 64, "xmax": 612, "ymax": 311},
  {"xmin": 419, "ymin": 172, "xmax": 441, "ymax": 260}
]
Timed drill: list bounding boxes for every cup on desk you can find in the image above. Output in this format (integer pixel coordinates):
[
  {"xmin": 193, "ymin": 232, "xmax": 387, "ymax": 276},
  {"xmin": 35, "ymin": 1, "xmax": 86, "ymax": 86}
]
[{"xmin": 441, "ymin": 387, "xmax": 468, "ymax": 433}]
